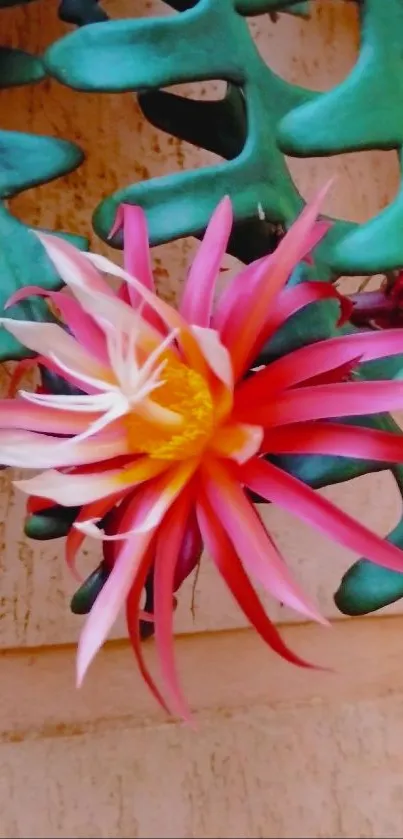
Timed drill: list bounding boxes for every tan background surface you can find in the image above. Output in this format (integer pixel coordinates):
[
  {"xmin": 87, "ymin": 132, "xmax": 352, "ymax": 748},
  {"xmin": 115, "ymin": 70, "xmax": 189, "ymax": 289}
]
[{"xmin": 0, "ymin": 1, "xmax": 402, "ymax": 836}]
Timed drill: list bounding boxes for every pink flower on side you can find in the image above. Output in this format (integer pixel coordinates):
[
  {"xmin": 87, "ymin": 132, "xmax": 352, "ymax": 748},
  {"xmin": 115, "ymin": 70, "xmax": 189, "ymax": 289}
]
[{"xmin": 3, "ymin": 184, "xmax": 403, "ymax": 718}]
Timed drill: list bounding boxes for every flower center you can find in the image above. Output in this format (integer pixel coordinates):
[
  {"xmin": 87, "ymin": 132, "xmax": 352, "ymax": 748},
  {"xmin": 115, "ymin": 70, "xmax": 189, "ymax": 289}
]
[{"xmin": 124, "ymin": 356, "xmax": 215, "ymax": 460}]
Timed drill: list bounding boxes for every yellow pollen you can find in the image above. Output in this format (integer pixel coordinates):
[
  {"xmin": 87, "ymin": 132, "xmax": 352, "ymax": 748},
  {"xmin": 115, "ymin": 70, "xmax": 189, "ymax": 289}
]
[{"xmin": 125, "ymin": 356, "xmax": 214, "ymax": 460}]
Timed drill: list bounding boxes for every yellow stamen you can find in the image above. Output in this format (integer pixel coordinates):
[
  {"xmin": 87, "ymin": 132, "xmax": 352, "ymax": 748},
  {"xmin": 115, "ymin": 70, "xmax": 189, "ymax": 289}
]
[{"xmin": 125, "ymin": 356, "xmax": 214, "ymax": 460}]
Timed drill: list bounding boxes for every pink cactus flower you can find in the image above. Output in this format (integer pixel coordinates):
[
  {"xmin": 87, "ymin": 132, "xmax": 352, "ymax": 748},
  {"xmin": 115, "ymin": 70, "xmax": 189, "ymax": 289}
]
[{"xmin": 2, "ymin": 184, "xmax": 403, "ymax": 718}]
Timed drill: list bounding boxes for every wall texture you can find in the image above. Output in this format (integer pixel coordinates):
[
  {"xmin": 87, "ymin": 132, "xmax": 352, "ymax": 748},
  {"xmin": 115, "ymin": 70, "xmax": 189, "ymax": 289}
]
[{"xmin": 0, "ymin": 1, "xmax": 402, "ymax": 836}]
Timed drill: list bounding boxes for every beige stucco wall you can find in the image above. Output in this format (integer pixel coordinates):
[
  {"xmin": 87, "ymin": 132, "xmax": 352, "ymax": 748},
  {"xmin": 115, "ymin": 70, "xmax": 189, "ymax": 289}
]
[{"xmin": 1, "ymin": 1, "xmax": 403, "ymax": 836}]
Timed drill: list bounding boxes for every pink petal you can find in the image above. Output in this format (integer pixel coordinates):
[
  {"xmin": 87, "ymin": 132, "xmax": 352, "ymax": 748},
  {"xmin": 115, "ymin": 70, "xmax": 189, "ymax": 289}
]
[
  {"xmin": 180, "ymin": 196, "xmax": 232, "ymax": 327},
  {"xmin": 35, "ymin": 233, "xmax": 163, "ymax": 350},
  {"xmin": 212, "ymin": 256, "xmax": 273, "ymax": 335},
  {"xmin": 77, "ymin": 459, "xmax": 198, "ymax": 538},
  {"xmin": 219, "ymin": 182, "xmax": 333, "ymax": 378},
  {"xmin": 248, "ymin": 282, "xmax": 352, "ymax": 364},
  {"xmin": 66, "ymin": 497, "xmax": 118, "ymax": 581},
  {"xmin": 26, "ymin": 496, "xmax": 57, "ymax": 515},
  {"xmin": 242, "ymin": 457, "xmax": 403, "ymax": 575},
  {"xmin": 201, "ymin": 459, "xmax": 326, "ymax": 624},
  {"xmin": 214, "ymin": 278, "xmax": 348, "ymax": 380},
  {"xmin": 110, "ymin": 205, "xmax": 155, "ymax": 292},
  {"xmin": 263, "ymin": 421, "xmax": 403, "ymax": 461},
  {"xmin": 52, "ymin": 281, "xmax": 158, "ymax": 347},
  {"xmin": 17, "ymin": 456, "xmax": 169, "ymax": 506},
  {"xmin": 110, "ymin": 205, "xmax": 165, "ymax": 334},
  {"xmin": 0, "ymin": 429, "xmax": 126, "ymax": 470},
  {"xmin": 154, "ymin": 493, "xmax": 193, "ymax": 720},
  {"xmin": 213, "ymin": 251, "xmax": 338, "ymax": 340},
  {"xmin": 213, "ymin": 255, "xmax": 268, "ymax": 333},
  {"xmin": 117, "ymin": 282, "xmax": 131, "ymax": 304},
  {"xmin": 191, "ymin": 325, "xmax": 233, "ymax": 389},
  {"xmin": 173, "ymin": 508, "xmax": 203, "ymax": 591},
  {"xmin": 83, "ymin": 252, "xmax": 210, "ymax": 376},
  {"xmin": 35, "ymin": 231, "xmax": 114, "ymax": 297},
  {"xmin": 238, "ymin": 328, "xmax": 403, "ymax": 403},
  {"xmin": 0, "ymin": 319, "xmax": 110, "ymax": 390},
  {"xmin": 236, "ymin": 381, "xmax": 403, "ymax": 427},
  {"xmin": 297, "ymin": 357, "xmax": 360, "ymax": 388},
  {"xmin": 7, "ymin": 286, "xmax": 108, "ymax": 364},
  {"xmin": 77, "ymin": 483, "xmax": 175, "ymax": 695},
  {"xmin": 0, "ymin": 399, "xmax": 100, "ymax": 435},
  {"xmin": 197, "ymin": 492, "xmax": 320, "ymax": 668},
  {"xmin": 209, "ymin": 421, "xmax": 263, "ymax": 464},
  {"xmin": 77, "ymin": 528, "xmax": 153, "ymax": 687},
  {"xmin": 125, "ymin": 543, "xmax": 170, "ymax": 713}
]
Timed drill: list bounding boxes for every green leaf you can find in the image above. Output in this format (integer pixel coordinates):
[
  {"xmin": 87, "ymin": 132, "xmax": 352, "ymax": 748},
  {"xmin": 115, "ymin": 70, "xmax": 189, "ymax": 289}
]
[
  {"xmin": 24, "ymin": 506, "xmax": 80, "ymax": 540},
  {"xmin": 0, "ymin": 47, "xmax": 44, "ymax": 88},
  {"xmin": 334, "ymin": 456, "xmax": 403, "ymax": 615},
  {"xmin": 70, "ymin": 561, "xmax": 156, "ymax": 641},
  {"xmin": 335, "ymin": 542, "xmax": 403, "ymax": 616},
  {"xmin": 70, "ymin": 562, "xmax": 111, "ymax": 614},
  {"xmin": 0, "ymin": 129, "xmax": 85, "ymax": 361}
]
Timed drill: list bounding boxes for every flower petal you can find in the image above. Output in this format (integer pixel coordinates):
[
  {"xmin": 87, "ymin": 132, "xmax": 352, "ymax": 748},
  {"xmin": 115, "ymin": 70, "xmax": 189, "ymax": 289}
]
[
  {"xmin": 213, "ymin": 255, "xmax": 268, "ymax": 333},
  {"xmin": 242, "ymin": 457, "xmax": 403, "ymax": 574},
  {"xmin": 0, "ymin": 429, "xmax": 126, "ymax": 470},
  {"xmin": 125, "ymin": 542, "xmax": 170, "ymax": 713},
  {"xmin": 197, "ymin": 492, "xmax": 320, "ymax": 668},
  {"xmin": 238, "ymin": 328, "xmax": 403, "ymax": 403},
  {"xmin": 114, "ymin": 205, "xmax": 165, "ymax": 333},
  {"xmin": 77, "ymin": 482, "xmax": 181, "ymax": 696},
  {"xmin": 218, "ymin": 183, "xmax": 333, "ymax": 376},
  {"xmin": 35, "ymin": 231, "xmax": 164, "ymax": 355},
  {"xmin": 6, "ymin": 286, "xmax": 108, "ymax": 364},
  {"xmin": 237, "ymin": 381, "xmax": 403, "ymax": 427},
  {"xmin": 248, "ymin": 283, "xmax": 352, "ymax": 366},
  {"xmin": 154, "ymin": 493, "xmax": 193, "ymax": 720},
  {"xmin": 256, "ymin": 281, "xmax": 352, "ymax": 345},
  {"xmin": 35, "ymin": 231, "xmax": 114, "ymax": 297},
  {"xmin": 173, "ymin": 508, "xmax": 203, "ymax": 592},
  {"xmin": 0, "ymin": 318, "xmax": 111, "ymax": 389},
  {"xmin": 209, "ymin": 421, "xmax": 263, "ymax": 464},
  {"xmin": 180, "ymin": 196, "xmax": 232, "ymax": 327},
  {"xmin": 77, "ymin": 459, "xmax": 198, "ymax": 538},
  {"xmin": 66, "ymin": 497, "xmax": 118, "ymax": 581},
  {"xmin": 16, "ymin": 456, "xmax": 169, "ymax": 505},
  {"xmin": 77, "ymin": 528, "xmax": 153, "ymax": 687},
  {"xmin": 191, "ymin": 325, "xmax": 233, "ymax": 389},
  {"xmin": 0, "ymin": 399, "xmax": 99, "ymax": 434},
  {"xmin": 83, "ymin": 251, "xmax": 210, "ymax": 377},
  {"xmin": 263, "ymin": 421, "xmax": 403, "ymax": 462},
  {"xmin": 201, "ymin": 459, "xmax": 326, "ymax": 624},
  {"xmin": 110, "ymin": 204, "xmax": 155, "ymax": 292},
  {"xmin": 213, "ymin": 223, "xmax": 333, "ymax": 336}
]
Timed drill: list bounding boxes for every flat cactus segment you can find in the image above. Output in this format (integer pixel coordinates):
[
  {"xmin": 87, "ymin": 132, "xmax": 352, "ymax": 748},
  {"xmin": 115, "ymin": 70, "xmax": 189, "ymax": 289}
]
[
  {"xmin": 279, "ymin": 0, "xmax": 403, "ymax": 155},
  {"xmin": 335, "ymin": 462, "xmax": 403, "ymax": 615},
  {"xmin": 0, "ymin": 130, "xmax": 83, "ymax": 196},
  {"xmin": 278, "ymin": 0, "xmax": 403, "ymax": 272},
  {"xmin": 0, "ymin": 208, "xmax": 88, "ymax": 360},
  {"xmin": 0, "ymin": 3, "xmax": 86, "ymax": 360},
  {"xmin": 0, "ymin": 47, "xmax": 44, "ymax": 87},
  {"xmin": 58, "ymin": 0, "xmax": 108, "ymax": 24},
  {"xmin": 46, "ymin": 4, "xmax": 252, "ymax": 91},
  {"xmin": 330, "ymin": 187, "xmax": 403, "ymax": 275},
  {"xmin": 236, "ymin": 0, "xmax": 309, "ymax": 13},
  {"xmin": 0, "ymin": 131, "xmax": 86, "ymax": 359},
  {"xmin": 139, "ymin": 85, "xmax": 247, "ymax": 161}
]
